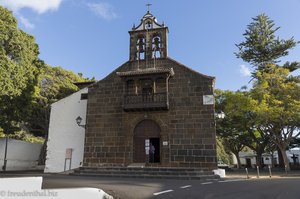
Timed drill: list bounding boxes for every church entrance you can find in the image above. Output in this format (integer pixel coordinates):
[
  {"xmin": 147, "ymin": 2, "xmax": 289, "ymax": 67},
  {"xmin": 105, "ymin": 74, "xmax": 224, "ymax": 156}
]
[
  {"xmin": 149, "ymin": 138, "xmax": 160, "ymax": 163},
  {"xmin": 133, "ymin": 120, "xmax": 160, "ymax": 163}
]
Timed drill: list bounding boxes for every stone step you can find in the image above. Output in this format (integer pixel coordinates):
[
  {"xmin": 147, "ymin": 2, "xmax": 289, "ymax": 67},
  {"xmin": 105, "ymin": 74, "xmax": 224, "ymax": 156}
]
[
  {"xmin": 71, "ymin": 167, "xmax": 220, "ymax": 180},
  {"xmin": 78, "ymin": 166, "xmax": 207, "ymax": 172},
  {"xmin": 76, "ymin": 167, "xmax": 212, "ymax": 175},
  {"xmin": 71, "ymin": 172, "xmax": 219, "ymax": 180},
  {"xmin": 75, "ymin": 170, "xmax": 207, "ymax": 176}
]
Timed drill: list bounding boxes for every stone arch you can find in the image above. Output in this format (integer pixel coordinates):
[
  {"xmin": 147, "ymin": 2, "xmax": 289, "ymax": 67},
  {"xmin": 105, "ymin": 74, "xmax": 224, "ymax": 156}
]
[
  {"xmin": 136, "ymin": 34, "xmax": 146, "ymax": 60},
  {"xmin": 133, "ymin": 119, "xmax": 161, "ymax": 163},
  {"xmin": 151, "ymin": 33, "xmax": 162, "ymax": 58},
  {"xmin": 130, "ymin": 115, "xmax": 168, "ymax": 136}
]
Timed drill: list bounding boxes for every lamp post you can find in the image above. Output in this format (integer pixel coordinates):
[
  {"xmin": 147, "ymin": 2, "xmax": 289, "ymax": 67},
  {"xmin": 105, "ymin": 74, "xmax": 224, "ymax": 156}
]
[
  {"xmin": 215, "ymin": 111, "xmax": 225, "ymax": 119},
  {"xmin": 2, "ymin": 135, "xmax": 8, "ymax": 171},
  {"xmin": 75, "ymin": 116, "xmax": 86, "ymax": 129}
]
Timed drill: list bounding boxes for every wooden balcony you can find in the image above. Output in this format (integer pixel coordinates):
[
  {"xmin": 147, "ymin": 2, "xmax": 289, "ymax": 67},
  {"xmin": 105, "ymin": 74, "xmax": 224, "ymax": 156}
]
[{"xmin": 124, "ymin": 92, "xmax": 169, "ymax": 111}]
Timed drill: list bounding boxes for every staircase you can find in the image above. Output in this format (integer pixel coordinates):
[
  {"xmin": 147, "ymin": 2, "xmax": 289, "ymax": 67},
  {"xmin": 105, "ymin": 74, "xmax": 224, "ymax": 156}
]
[{"xmin": 71, "ymin": 167, "xmax": 220, "ymax": 180}]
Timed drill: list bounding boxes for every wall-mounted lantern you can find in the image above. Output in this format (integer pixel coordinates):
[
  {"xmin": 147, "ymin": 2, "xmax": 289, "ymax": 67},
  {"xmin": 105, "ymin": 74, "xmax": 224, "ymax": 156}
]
[
  {"xmin": 75, "ymin": 116, "xmax": 86, "ymax": 129},
  {"xmin": 215, "ymin": 111, "xmax": 225, "ymax": 119}
]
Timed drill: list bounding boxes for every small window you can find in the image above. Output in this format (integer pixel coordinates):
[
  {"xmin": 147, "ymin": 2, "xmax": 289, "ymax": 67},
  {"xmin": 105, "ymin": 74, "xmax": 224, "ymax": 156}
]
[
  {"xmin": 127, "ymin": 80, "xmax": 136, "ymax": 95},
  {"xmin": 141, "ymin": 79, "xmax": 153, "ymax": 95},
  {"xmin": 81, "ymin": 93, "xmax": 88, "ymax": 100},
  {"xmin": 142, "ymin": 86, "xmax": 153, "ymax": 95},
  {"xmin": 139, "ymin": 79, "xmax": 153, "ymax": 95},
  {"xmin": 146, "ymin": 21, "xmax": 153, "ymax": 29}
]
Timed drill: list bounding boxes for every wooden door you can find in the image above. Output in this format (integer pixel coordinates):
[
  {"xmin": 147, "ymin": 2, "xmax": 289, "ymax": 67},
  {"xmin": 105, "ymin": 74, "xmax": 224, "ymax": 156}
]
[{"xmin": 133, "ymin": 120, "xmax": 160, "ymax": 163}]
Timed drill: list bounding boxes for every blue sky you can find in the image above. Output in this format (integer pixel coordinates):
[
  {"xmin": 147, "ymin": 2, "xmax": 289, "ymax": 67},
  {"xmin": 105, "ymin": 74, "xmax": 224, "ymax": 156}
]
[{"xmin": 1, "ymin": 0, "xmax": 300, "ymax": 91}]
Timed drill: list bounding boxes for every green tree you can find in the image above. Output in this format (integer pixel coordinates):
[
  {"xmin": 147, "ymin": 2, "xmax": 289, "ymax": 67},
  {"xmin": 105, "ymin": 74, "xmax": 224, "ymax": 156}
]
[
  {"xmin": 0, "ymin": 6, "xmax": 42, "ymax": 134},
  {"xmin": 226, "ymin": 90, "xmax": 270, "ymax": 168},
  {"xmin": 216, "ymin": 136, "xmax": 232, "ymax": 165},
  {"xmin": 28, "ymin": 65, "xmax": 87, "ymax": 164},
  {"xmin": 236, "ymin": 14, "xmax": 300, "ymax": 171},
  {"xmin": 222, "ymin": 137, "xmax": 244, "ymax": 169},
  {"xmin": 242, "ymin": 130, "xmax": 270, "ymax": 168},
  {"xmin": 78, "ymin": 72, "xmax": 95, "ymax": 81},
  {"xmin": 216, "ymin": 89, "xmax": 272, "ymax": 168},
  {"xmin": 215, "ymin": 90, "xmax": 249, "ymax": 168},
  {"xmin": 27, "ymin": 65, "xmax": 86, "ymax": 137},
  {"xmin": 251, "ymin": 64, "xmax": 300, "ymax": 171},
  {"xmin": 235, "ymin": 14, "xmax": 299, "ymax": 75},
  {"xmin": 0, "ymin": 7, "xmax": 88, "ymax": 165}
]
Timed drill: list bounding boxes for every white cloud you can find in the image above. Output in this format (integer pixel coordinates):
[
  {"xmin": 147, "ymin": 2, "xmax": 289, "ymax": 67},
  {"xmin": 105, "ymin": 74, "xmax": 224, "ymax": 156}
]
[
  {"xmin": 239, "ymin": 65, "xmax": 251, "ymax": 77},
  {"xmin": 87, "ymin": 2, "xmax": 117, "ymax": 20},
  {"xmin": 19, "ymin": 16, "xmax": 35, "ymax": 29},
  {"xmin": 0, "ymin": 0, "xmax": 63, "ymax": 14}
]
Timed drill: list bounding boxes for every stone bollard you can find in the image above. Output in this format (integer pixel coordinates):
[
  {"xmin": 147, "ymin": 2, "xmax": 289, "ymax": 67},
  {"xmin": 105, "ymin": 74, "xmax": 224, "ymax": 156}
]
[
  {"xmin": 268, "ymin": 165, "xmax": 272, "ymax": 178},
  {"xmin": 245, "ymin": 168, "xmax": 249, "ymax": 179}
]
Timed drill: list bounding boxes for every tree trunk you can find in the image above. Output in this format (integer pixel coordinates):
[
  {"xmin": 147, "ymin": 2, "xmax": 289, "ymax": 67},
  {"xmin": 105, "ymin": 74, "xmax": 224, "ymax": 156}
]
[
  {"xmin": 278, "ymin": 145, "xmax": 290, "ymax": 171},
  {"xmin": 38, "ymin": 140, "xmax": 47, "ymax": 165},
  {"xmin": 271, "ymin": 151, "xmax": 275, "ymax": 168},
  {"xmin": 278, "ymin": 148, "xmax": 284, "ymax": 168},
  {"xmin": 38, "ymin": 106, "xmax": 50, "ymax": 166},
  {"xmin": 256, "ymin": 151, "xmax": 263, "ymax": 168},
  {"xmin": 234, "ymin": 152, "xmax": 242, "ymax": 169}
]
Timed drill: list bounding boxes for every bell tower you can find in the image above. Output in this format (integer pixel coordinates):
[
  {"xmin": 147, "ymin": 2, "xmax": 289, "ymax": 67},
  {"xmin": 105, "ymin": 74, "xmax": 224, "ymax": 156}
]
[
  {"xmin": 129, "ymin": 8, "xmax": 168, "ymax": 62},
  {"xmin": 117, "ymin": 6, "xmax": 174, "ymax": 112}
]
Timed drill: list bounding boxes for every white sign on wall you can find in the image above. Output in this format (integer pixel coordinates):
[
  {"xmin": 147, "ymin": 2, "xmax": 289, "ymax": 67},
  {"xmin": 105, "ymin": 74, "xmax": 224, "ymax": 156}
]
[
  {"xmin": 145, "ymin": 139, "xmax": 149, "ymax": 147},
  {"xmin": 145, "ymin": 139, "xmax": 150, "ymax": 155},
  {"xmin": 145, "ymin": 146, "xmax": 150, "ymax": 155},
  {"xmin": 203, "ymin": 95, "xmax": 214, "ymax": 105},
  {"xmin": 65, "ymin": 148, "xmax": 73, "ymax": 159}
]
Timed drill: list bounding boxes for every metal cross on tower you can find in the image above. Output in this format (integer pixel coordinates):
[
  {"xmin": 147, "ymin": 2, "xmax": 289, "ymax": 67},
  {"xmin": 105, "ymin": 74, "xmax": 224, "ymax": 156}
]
[{"xmin": 146, "ymin": 3, "xmax": 152, "ymax": 13}]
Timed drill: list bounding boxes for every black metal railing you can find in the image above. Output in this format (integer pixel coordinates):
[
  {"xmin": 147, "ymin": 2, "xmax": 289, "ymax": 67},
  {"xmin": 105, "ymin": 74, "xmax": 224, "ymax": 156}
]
[{"xmin": 124, "ymin": 92, "xmax": 169, "ymax": 111}]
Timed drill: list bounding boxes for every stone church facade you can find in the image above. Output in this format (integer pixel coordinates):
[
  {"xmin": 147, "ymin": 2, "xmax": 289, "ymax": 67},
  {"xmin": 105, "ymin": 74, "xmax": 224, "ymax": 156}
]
[{"xmin": 83, "ymin": 11, "xmax": 217, "ymax": 170}]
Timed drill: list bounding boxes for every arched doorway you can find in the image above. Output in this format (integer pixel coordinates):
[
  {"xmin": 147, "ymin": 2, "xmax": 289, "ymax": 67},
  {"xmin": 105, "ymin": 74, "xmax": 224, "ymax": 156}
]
[{"xmin": 133, "ymin": 120, "xmax": 161, "ymax": 163}]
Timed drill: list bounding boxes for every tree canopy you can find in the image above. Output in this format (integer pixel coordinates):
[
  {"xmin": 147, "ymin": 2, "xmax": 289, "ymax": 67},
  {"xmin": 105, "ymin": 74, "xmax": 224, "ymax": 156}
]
[
  {"xmin": 0, "ymin": 7, "xmax": 42, "ymax": 97},
  {"xmin": 217, "ymin": 14, "xmax": 300, "ymax": 170},
  {"xmin": 231, "ymin": 13, "xmax": 300, "ymax": 170},
  {"xmin": 251, "ymin": 64, "xmax": 300, "ymax": 170},
  {"xmin": 0, "ymin": 6, "xmax": 87, "ymax": 139},
  {"xmin": 235, "ymin": 14, "xmax": 299, "ymax": 75},
  {"xmin": 28, "ymin": 65, "xmax": 86, "ymax": 137},
  {"xmin": 0, "ymin": 7, "xmax": 42, "ymax": 134}
]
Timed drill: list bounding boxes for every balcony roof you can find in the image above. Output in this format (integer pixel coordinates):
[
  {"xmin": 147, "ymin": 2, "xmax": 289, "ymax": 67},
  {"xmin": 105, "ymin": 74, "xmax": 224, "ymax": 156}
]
[{"xmin": 116, "ymin": 67, "xmax": 174, "ymax": 78}]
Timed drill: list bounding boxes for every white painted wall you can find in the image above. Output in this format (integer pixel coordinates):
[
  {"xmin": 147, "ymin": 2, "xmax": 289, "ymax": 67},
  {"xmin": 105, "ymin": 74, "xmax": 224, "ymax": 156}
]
[
  {"xmin": 232, "ymin": 150, "xmax": 300, "ymax": 167},
  {"xmin": 0, "ymin": 177, "xmax": 113, "ymax": 199},
  {"xmin": 45, "ymin": 88, "xmax": 88, "ymax": 173},
  {"xmin": 287, "ymin": 148, "xmax": 300, "ymax": 163},
  {"xmin": 0, "ymin": 138, "xmax": 42, "ymax": 171},
  {"xmin": 232, "ymin": 152, "xmax": 256, "ymax": 166}
]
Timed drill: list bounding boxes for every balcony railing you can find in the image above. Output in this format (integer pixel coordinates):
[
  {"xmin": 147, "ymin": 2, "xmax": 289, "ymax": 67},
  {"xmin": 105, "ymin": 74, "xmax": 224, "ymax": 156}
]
[{"xmin": 124, "ymin": 92, "xmax": 169, "ymax": 111}]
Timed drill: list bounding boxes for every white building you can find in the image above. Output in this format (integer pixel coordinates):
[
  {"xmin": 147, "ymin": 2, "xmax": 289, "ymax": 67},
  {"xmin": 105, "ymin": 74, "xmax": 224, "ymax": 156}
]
[
  {"xmin": 232, "ymin": 149, "xmax": 300, "ymax": 168},
  {"xmin": 44, "ymin": 87, "xmax": 88, "ymax": 173},
  {"xmin": 288, "ymin": 148, "xmax": 300, "ymax": 164}
]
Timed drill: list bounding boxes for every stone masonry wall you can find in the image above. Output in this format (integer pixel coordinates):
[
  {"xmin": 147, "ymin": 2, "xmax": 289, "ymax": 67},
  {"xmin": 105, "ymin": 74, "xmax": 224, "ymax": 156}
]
[{"xmin": 83, "ymin": 58, "xmax": 217, "ymax": 170}]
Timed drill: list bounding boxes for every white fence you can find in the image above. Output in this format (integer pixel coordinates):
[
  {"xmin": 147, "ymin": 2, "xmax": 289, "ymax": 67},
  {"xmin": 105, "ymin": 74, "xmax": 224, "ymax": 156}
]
[{"xmin": 0, "ymin": 138, "xmax": 42, "ymax": 171}]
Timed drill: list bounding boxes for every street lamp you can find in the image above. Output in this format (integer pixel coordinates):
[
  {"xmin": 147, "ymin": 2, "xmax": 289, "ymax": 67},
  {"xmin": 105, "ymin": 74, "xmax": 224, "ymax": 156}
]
[
  {"xmin": 75, "ymin": 116, "xmax": 86, "ymax": 129},
  {"xmin": 215, "ymin": 111, "xmax": 225, "ymax": 119}
]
